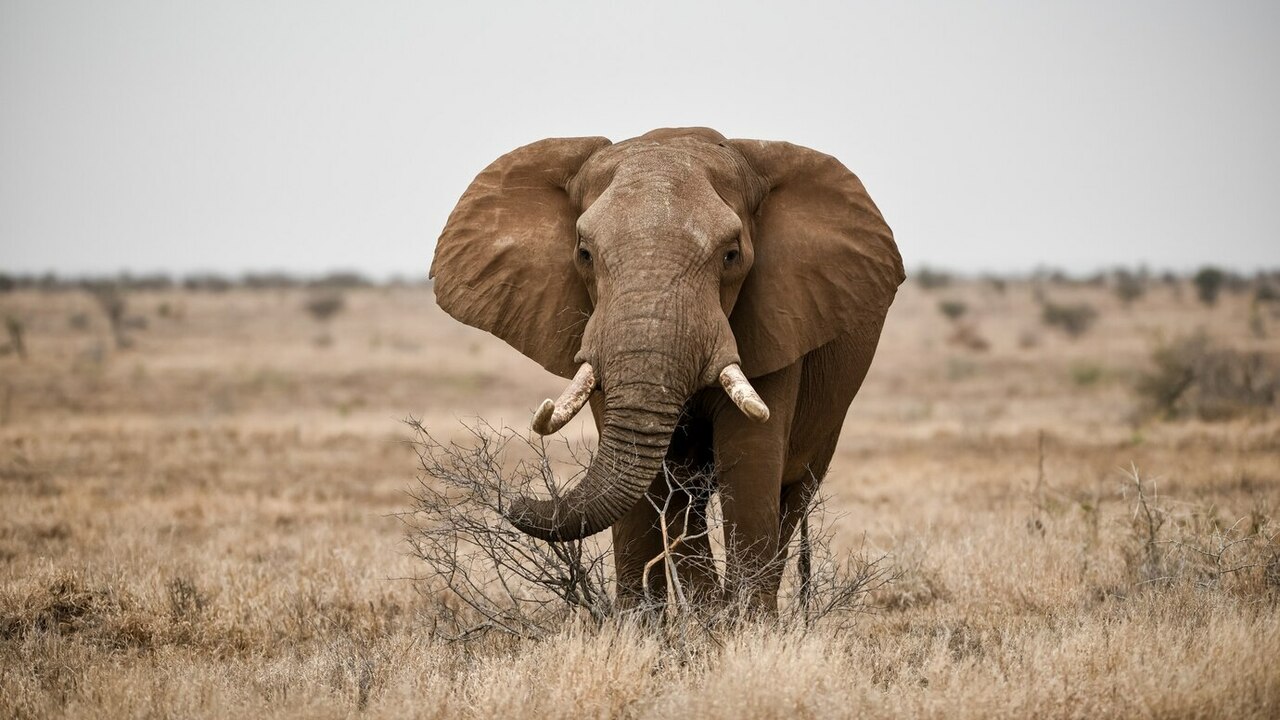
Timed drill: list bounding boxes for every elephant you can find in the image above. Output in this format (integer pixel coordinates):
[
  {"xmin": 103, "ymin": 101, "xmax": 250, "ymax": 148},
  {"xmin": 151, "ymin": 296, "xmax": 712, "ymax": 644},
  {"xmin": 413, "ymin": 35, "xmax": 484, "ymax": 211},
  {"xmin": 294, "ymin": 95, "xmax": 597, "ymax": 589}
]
[{"xmin": 430, "ymin": 127, "xmax": 903, "ymax": 613}]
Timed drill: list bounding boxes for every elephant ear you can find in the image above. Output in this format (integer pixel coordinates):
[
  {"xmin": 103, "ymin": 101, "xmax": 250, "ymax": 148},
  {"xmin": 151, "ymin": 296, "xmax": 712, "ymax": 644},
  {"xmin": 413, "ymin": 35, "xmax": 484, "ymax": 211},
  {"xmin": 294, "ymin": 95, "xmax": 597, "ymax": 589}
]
[
  {"xmin": 431, "ymin": 137, "xmax": 611, "ymax": 379},
  {"xmin": 724, "ymin": 139, "xmax": 905, "ymax": 378}
]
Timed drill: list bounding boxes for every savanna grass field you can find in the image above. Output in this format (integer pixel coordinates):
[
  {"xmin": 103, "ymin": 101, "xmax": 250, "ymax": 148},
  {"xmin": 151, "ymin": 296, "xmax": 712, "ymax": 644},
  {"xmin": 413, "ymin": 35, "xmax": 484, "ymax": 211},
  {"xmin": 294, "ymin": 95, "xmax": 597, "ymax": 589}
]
[{"xmin": 2, "ymin": 272, "xmax": 1278, "ymax": 718}]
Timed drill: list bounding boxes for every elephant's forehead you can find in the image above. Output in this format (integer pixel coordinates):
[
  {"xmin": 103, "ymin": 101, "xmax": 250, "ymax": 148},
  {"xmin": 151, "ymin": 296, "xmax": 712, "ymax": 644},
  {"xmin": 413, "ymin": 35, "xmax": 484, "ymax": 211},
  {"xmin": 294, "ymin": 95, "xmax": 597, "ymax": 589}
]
[
  {"xmin": 581, "ymin": 176, "xmax": 738, "ymax": 247},
  {"xmin": 585, "ymin": 140, "xmax": 742, "ymax": 184},
  {"xmin": 578, "ymin": 144, "xmax": 744, "ymax": 245}
]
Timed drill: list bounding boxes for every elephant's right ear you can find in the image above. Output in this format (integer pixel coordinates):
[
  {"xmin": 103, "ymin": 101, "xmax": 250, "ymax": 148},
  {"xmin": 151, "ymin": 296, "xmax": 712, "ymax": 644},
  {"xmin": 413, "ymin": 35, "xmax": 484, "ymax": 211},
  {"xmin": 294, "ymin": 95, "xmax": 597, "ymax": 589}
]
[{"xmin": 431, "ymin": 137, "xmax": 611, "ymax": 379}]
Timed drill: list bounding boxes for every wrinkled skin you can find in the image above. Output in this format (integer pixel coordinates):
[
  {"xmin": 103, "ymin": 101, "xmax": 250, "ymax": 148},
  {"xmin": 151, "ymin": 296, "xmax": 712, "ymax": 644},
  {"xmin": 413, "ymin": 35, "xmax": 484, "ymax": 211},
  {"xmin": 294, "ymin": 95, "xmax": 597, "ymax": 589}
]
[{"xmin": 431, "ymin": 127, "xmax": 903, "ymax": 612}]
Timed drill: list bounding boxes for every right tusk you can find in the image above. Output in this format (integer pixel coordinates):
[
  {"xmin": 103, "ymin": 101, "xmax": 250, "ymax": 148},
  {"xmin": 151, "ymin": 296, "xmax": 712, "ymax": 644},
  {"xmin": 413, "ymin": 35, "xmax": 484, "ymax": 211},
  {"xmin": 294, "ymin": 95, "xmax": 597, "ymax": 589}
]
[
  {"xmin": 532, "ymin": 363, "xmax": 597, "ymax": 435},
  {"xmin": 719, "ymin": 363, "xmax": 770, "ymax": 423}
]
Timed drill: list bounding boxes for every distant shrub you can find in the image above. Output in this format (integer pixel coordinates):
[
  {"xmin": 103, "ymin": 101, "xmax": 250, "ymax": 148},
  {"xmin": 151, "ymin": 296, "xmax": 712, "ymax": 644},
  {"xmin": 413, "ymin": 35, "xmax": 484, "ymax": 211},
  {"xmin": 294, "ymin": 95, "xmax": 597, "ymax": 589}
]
[
  {"xmin": 0, "ymin": 274, "xmax": 14, "ymax": 293},
  {"xmin": 313, "ymin": 271, "xmax": 373, "ymax": 289},
  {"xmin": 305, "ymin": 290, "xmax": 346, "ymax": 323},
  {"xmin": 1255, "ymin": 278, "xmax": 1280, "ymax": 304},
  {"xmin": 937, "ymin": 300, "xmax": 967, "ymax": 322},
  {"xmin": 242, "ymin": 272, "xmax": 302, "ymax": 290},
  {"xmin": 1040, "ymin": 301, "xmax": 1098, "ymax": 338},
  {"xmin": 1193, "ymin": 267, "xmax": 1226, "ymax": 306},
  {"xmin": 1112, "ymin": 270, "xmax": 1145, "ymax": 306},
  {"xmin": 1036, "ymin": 267, "xmax": 1070, "ymax": 285},
  {"xmin": 1070, "ymin": 362, "xmax": 1104, "ymax": 387},
  {"xmin": 916, "ymin": 267, "xmax": 952, "ymax": 290},
  {"xmin": 982, "ymin": 275, "xmax": 1007, "ymax": 294},
  {"xmin": 1134, "ymin": 332, "xmax": 1280, "ymax": 421},
  {"xmin": 86, "ymin": 283, "xmax": 131, "ymax": 349},
  {"xmin": 116, "ymin": 273, "xmax": 174, "ymax": 291},
  {"xmin": 2, "ymin": 316, "xmax": 25, "ymax": 360},
  {"xmin": 1249, "ymin": 302, "xmax": 1266, "ymax": 339},
  {"xmin": 182, "ymin": 274, "xmax": 233, "ymax": 293}
]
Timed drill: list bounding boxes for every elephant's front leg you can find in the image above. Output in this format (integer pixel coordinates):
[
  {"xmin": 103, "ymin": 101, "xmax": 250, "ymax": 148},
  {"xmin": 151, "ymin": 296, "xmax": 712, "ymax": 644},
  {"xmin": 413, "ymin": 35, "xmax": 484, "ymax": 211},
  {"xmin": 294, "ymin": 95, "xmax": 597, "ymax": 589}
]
[
  {"xmin": 612, "ymin": 462, "xmax": 720, "ymax": 614},
  {"xmin": 713, "ymin": 364, "xmax": 800, "ymax": 614},
  {"xmin": 611, "ymin": 474, "xmax": 668, "ymax": 614}
]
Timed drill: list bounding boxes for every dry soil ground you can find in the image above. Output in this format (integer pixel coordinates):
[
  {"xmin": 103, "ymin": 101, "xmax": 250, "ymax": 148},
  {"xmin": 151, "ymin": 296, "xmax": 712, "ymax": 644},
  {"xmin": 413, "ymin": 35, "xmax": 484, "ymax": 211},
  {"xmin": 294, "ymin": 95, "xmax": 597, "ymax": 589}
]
[{"xmin": 1, "ymin": 279, "xmax": 1278, "ymax": 718}]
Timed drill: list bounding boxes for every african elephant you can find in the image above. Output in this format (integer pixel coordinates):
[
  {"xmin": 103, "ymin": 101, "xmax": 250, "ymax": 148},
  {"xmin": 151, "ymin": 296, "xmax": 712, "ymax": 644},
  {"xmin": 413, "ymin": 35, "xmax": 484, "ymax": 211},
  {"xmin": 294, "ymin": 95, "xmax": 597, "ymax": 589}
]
[{"xmin": 431, "ymin": 127, "xmax": 903, "ymax": 612}]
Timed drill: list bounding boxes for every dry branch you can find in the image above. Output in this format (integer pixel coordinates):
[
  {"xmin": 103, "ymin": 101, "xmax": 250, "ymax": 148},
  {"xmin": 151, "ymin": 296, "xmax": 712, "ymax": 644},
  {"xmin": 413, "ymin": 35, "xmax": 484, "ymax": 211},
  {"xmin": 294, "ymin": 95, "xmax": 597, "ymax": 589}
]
[{"xmin": 401, "ymin": 418, "xmax": 897, "ymax": 642}]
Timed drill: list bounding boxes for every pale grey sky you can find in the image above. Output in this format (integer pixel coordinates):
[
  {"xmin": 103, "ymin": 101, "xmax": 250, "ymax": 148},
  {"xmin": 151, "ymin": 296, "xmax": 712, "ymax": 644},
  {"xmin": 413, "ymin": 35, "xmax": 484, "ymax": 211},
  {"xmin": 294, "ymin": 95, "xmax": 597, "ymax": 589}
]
[{"xmin": 2, "ymin": 1, "xmax": 1277, "ymax": 278}]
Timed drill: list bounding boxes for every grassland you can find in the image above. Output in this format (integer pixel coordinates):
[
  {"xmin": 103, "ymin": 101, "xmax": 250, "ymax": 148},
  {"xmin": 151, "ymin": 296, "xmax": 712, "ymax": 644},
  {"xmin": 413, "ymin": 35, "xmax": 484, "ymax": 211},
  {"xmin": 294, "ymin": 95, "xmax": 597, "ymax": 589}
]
[{"xmin": 1, "ymin": 277, "xmax": 1278, "ymax": 718}]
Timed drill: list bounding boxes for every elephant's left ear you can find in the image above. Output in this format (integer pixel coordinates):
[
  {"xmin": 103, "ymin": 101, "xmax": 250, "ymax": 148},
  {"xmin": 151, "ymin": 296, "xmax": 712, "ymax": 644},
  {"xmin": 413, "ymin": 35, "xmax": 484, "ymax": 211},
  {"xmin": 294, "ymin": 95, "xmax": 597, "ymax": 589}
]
[{"xmin": 723, "ymin": 139, "xmax": 906, "ymax": 378}]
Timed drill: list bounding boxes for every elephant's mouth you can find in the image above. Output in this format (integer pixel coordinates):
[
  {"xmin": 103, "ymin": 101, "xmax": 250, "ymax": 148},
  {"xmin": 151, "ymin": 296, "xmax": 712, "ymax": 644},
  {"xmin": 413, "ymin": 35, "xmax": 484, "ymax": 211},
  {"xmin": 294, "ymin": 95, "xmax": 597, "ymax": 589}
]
[{"xmin": 503, "ymin": 358, "xmax": 769, "ymax": 543}]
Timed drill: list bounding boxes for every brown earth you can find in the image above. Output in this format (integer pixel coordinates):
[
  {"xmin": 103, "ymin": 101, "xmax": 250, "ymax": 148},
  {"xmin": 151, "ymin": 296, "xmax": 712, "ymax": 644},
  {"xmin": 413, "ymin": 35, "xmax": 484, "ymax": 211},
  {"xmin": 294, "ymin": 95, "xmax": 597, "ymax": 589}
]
[{"xmin": 1, "ymin": 279, "xmax": 1277, "ymax": 718}]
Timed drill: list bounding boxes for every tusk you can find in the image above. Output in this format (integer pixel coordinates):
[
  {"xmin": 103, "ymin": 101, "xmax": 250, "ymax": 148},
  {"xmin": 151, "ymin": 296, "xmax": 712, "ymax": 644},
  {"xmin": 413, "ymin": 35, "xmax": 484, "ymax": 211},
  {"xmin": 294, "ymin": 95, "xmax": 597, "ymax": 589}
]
[
  {"xmin": 532, "ymin": 363, "xmax": 597, "ymax": 435},
  {"xmin": 719, "ymin": 363, "xmax": 770, "ymax": 423}
]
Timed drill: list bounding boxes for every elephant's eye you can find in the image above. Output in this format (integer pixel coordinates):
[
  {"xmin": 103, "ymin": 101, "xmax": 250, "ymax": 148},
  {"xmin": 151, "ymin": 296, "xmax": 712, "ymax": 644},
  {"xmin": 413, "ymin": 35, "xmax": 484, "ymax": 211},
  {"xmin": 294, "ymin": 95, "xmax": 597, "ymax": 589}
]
[
  {"xmin": 723, "ymin": 248, "xmax": 741, "ymax": 265},
  {"xmin": 577, "ymin": 246, "xmax": 593, "ymax": 265}
]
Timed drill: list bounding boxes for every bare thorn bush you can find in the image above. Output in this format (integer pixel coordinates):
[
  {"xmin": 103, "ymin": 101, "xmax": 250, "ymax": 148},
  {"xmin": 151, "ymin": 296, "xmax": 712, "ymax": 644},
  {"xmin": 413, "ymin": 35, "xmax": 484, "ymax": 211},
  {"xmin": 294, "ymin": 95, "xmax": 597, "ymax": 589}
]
[
  {"xmin": 1040, "ymin": 300, "xmax": 1098, "ymax": 338},
  {"xmin": 304, "ymin": 290, "xmax": 346, "ymax": 323},
  {"xmin": 86, "ymin": 283, "xmax": 131, "ymax": 349},
  {"xmin": 915, "ymin": 266, "xmax": 952, "ymax": 290},
  {"xmin": 402, "ymin": 419, "xmax": 895, "ymax": 643},
  {"xmin": 1193, "ymin": 266, "xmax": 1226, "ymax": 306},
  {"xmin": 401, "ymin": 418, "xmax": 613, "ymax": 640},
  {"xmin": 1122, "ymin": 465, "xmax": 1278, "ymax": 595},
  {"xmin": 1112, "ymin": 269, "xmax": 1146, "ymax": 306},
  {"xmin": 1134, "ymin": 332, "xmax": 1280, "ymax": 421},
  {"xmin": 305, "ymin": 290, "xmax": 346, "ymax": 347},
  {"xmin": 2, "ymin": 316, "xmax": 26, "ymax": 360},
  {"xmin": 937, "ymin": 300, "xmax": 967, "ymax": 322},
  {"xmin": 779, "ymin": 491, "xmax": 897, "ymax": 630}
]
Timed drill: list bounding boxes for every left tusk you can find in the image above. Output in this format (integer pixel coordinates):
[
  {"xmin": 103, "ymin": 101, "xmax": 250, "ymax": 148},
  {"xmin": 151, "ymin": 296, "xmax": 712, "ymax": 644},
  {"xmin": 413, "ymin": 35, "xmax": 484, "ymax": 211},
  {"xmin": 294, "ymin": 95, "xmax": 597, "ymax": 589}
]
[
  {"xmin": 532, "ymin": 363, "xmax": 597, "ymax": 435},
  {"xmin": 719, "ymin": 363, "xmax": 770, "ymax": 423}
]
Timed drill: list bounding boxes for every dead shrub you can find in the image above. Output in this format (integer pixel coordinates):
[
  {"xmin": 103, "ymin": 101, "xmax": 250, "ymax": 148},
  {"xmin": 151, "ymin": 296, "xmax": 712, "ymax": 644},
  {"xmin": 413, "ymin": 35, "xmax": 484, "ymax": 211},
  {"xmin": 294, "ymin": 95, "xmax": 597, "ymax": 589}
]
[
  {"xmin": 1134, "ymin": 332, "xmax": 1280, "ymax": 420},
  {"xmin": 85, "ymin": 283, "xmax": 131, "ymax": 349},
  {"xmin": 937, "ymin": 300, "xmax": 967, "ymax": 322},
  {"xmin": 778, "ymin": 492, "xmax": 896, "ymax": 629},
  {"xmin": 402, "ymin": 418, "xmax": 614, "ymax": 640},
  {"xmin": 3, "ymin": 316, "xmax": 26, "ymax": 360},
  {"xmin": 916, "ymin": 267, "xmax": 952, "ymax": 290},
  {"xmin": 1121, "ymin": 465, "xmax": 1278, "ymax": 596},
  {"xmin": 402, "ymin": 418, "xmax": 893, "ymax": 641},
  {"xmin": 1040, "ymin": 300, "xmax": 1098, "ymax": 338},
  {"xmin": 166, "ymin": 575, "xmax": 207, "ymax": 622},
  {"xmin": 305, "ymin": 290, "xmax": 346, "ymax": 323},
  {"xmin": 1112, "ymin": 269, "xmax": 1146, "ymax": 306},
  {"xmin": 1193, "ymin": 266, "xmax": 1226, "ymax": 306},
  {"xmin": 305, "ymin": 290, "xmax": 346, "ymax": 346}
]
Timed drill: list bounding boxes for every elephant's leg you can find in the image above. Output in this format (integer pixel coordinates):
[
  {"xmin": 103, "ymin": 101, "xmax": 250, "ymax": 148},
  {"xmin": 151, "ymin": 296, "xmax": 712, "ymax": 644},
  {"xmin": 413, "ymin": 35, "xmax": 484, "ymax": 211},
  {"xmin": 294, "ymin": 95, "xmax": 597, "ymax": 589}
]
[
  {"xmin": 713, "ymin": 364, "xmax": 801, "ymax": 614},
  {"xmin": 665, "ymin": 471, "xmax": 721, "ymax": 606},
  {"xmin": 775, "ymin": 438, "xmax": 835, "ymax": 614},
  {"xmin": 777, "ymin": 472, "xmax": 820, "ymax": 565},
  {"xmin": 611, "ymin": 472, "xmax": 670, "ymax": 614},
  {"xmin": 778, "ymin": 433, "xmax": 838, "ymax": 551}
]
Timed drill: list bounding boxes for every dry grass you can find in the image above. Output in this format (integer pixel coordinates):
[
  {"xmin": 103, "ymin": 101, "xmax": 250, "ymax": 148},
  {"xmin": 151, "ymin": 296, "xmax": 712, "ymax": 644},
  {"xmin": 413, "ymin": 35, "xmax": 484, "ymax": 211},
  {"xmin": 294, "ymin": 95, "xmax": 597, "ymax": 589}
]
[{"xmin": 2, "ymin": 278, "xmax": 1279, "ymax": 718}]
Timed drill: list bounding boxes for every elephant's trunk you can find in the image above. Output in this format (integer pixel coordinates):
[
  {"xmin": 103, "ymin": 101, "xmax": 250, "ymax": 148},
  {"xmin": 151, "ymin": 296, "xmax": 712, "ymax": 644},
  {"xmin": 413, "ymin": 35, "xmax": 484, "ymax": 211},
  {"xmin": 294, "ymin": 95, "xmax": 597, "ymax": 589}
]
[
  {"xmin": 504, "ymin": 380, "xmax": 683, "ymax": 542},
  {"xmin": 503, "ymin": 296, "xmax": 765, "ymax": 543}
]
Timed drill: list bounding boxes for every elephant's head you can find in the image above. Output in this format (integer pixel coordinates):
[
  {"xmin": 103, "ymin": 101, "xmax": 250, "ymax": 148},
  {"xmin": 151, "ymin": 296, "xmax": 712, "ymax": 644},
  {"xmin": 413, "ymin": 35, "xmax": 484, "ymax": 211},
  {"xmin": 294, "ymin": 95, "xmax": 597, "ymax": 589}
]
[{"xmin": 431, "ymin": 127, "xmax": 903, "ymax": 541}]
